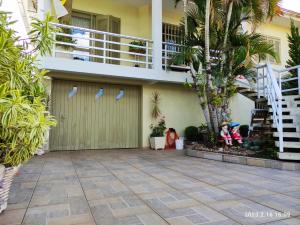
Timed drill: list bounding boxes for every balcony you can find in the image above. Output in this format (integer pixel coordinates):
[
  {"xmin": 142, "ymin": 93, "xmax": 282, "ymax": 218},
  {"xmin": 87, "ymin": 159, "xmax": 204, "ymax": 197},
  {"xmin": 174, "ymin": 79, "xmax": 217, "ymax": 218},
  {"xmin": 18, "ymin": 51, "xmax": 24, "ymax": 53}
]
[
  {"xmin": 38, "ymin": 0, "xmax": 191, "ymax": 83},
  {"xmin": 41, "ymin": 22, "xmax": 190, "ymax": 83}
]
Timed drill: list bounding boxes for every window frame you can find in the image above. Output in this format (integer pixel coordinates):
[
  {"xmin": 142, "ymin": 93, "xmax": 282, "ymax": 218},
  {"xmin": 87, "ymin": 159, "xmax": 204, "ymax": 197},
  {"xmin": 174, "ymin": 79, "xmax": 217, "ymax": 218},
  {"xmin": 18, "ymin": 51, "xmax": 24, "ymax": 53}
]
[{"xmin": 263, "ymin": 35, "xmax": 281, "ymax": 65}]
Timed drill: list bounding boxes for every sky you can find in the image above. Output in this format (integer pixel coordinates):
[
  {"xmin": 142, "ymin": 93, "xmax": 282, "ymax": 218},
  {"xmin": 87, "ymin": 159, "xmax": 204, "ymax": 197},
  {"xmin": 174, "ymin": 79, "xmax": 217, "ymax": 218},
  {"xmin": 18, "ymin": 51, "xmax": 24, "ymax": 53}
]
[
  {"xmin": 280, "ymin": 0, "xmax": 300, "ymax": 13},
  {"xmin": 0, "ymin": 0, "xmax": 300, "ymax": 40}
]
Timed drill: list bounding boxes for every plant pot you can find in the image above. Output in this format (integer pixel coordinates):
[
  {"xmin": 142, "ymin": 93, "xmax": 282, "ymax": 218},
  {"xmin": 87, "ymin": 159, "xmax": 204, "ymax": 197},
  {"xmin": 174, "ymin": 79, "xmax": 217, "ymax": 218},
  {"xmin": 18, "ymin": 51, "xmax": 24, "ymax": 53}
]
[
  {"xmin": 175, "ymin": 138, "xmax": 184, "ymax": 150},
  {"xmin": 0, "ymin": 166, "xmax": 19, "ymax": 214},
  {"xmin": 150, "ymin": 137, "xmax": 166, "ymax": 150}
]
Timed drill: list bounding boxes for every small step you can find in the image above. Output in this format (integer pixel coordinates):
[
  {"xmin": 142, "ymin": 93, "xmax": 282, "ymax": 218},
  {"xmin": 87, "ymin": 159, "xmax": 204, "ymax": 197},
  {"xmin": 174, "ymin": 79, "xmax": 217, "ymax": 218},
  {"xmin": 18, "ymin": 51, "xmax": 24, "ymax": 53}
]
[
  {"xmin": 248, "ymin": 93, "xmax": 258, "ymax": 98},
  {"xmin": 272, "ymin": 123, "xmax": 297, "ymax": 128},
  {"xmin": 273, "ymin": 132, "xmax": 300, "ymax": 138},
  {"xmin": 282, "ymin": 95, "xmax": 300, "ymax": 100},
  {"xmin": 269, "ymin": 118, "xmax": 293, "ymax": 123},
  {"xmin": 275, "ymin": 141, "xmax": 300, "ymax": 149},
  {"xmin": 237, "ymin": 88, "xmax": 253, "ymax": 93},
  {"xmin": 278, "ymin": 152, "xmax": 300, "ymax": 160}
]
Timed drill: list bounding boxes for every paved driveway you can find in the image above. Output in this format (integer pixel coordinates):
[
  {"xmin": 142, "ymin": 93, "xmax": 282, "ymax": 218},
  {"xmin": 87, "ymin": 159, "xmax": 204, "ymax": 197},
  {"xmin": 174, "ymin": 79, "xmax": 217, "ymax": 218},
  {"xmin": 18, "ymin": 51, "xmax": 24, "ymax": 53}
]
[{"xmin": 1, "ymin": 150, "xmax": 300, "ymax": 225}]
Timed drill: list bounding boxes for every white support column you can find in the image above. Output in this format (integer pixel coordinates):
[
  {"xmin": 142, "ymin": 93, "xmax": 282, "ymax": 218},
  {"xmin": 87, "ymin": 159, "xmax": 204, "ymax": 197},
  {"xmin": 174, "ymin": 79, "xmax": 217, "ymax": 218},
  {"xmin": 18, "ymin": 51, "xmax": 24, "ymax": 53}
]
[
  {"xmin": 38, "ymin": 0, "xmax": 52, "ymax": 19},
  {"xmin": 152, "ymin": 0, "xmax": 162, "ymax": 71},
  {"xmin": 37, "ymin": 0, "xmax": 45, "ymax": 19}
]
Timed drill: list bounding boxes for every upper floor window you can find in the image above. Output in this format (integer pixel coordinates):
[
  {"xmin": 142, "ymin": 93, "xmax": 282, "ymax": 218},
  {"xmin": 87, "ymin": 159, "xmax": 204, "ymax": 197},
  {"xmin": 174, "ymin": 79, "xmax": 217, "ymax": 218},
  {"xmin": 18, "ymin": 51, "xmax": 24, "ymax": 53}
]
[
  {"xmin": 162, "ymin": 23, "xmax": 184, "ymax": 53},
  {"xmin": 263, "ymin": 36, "xmax": 281, "ymax": 64}
]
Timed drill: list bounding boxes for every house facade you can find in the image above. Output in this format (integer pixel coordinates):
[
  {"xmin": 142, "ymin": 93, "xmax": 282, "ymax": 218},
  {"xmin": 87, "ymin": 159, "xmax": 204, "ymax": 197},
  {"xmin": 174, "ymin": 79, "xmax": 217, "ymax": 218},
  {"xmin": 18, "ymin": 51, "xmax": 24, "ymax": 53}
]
[{"xmin": 35, "ymin": 0, "xmax": 299, "ymax": 151}]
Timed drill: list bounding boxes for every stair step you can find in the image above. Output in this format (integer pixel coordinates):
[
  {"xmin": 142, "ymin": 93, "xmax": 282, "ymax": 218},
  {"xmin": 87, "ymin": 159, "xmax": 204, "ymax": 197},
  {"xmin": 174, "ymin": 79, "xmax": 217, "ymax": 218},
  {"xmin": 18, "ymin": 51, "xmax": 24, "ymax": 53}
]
[
  {"xmin": 248, "ymin": 93, "xmax": 258, "ymax": 97},
  {"xmin": 269, "ymin": 118, "xmax": 293, "ymax": 123},
  {"xmin": 282, "ymin": 95, "xmax": 300, "ymax": 99},
  {"xmin": 273, "ymin": 132, "xmax": 300, "ymax": 138},
  {"xmin": 272, "ymin": 124, "xmax": 297, "ymax": 129},
  {"xmin": 255, "ymin": 98, "xmax": 267, "ymax": 103},
  {"xmin": 237, "ymin": 88, "xmax": 253, "ymax": 93},
  {"xmin": 278, "ymin": 152, "xmax": 300, "ymax": 160},
  {"xmin": 275, "ymin": 141, "xmax": 300, "ymax": 149}
]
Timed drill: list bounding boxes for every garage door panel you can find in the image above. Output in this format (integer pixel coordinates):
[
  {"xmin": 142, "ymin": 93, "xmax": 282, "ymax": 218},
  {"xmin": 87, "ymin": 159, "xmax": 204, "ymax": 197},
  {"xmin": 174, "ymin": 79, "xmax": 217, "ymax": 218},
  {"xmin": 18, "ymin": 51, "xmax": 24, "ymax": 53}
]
[{"xmin": 50, "ymin": 80, "xmax": 140, "ymax": 151}]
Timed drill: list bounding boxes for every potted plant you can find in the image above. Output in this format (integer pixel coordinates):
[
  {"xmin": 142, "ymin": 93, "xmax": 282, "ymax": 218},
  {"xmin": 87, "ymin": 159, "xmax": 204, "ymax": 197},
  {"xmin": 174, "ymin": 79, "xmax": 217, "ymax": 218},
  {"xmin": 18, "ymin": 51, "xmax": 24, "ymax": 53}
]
[
  {"xmin": 149, "ymin": 92, "xmax": 166, "ymax": 150},
  {"xmin": 0, "ymin": 13, "xmax": 56, "ymax": 213},
  {"xmin": 150, "ymin": 117, "xmax": 166, "ymax": 150},
  {"xmin": 128, "ymin": 40, "xmax": 146, "ymax": 67},
  {"xmin": 167, "ymin": 43, "xmax": 190, "ymax": 72}
]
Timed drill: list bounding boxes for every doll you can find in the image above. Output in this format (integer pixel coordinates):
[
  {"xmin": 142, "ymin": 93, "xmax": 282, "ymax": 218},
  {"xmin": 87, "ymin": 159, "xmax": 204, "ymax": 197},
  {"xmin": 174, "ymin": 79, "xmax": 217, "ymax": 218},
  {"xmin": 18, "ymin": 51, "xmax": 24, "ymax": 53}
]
[
  {"xmin": 230, "ymin": 123, "xmax": 243, "ymax": 144},
  {"xmin": 220, "ymin": 122, "xmax": 232, "ymax": 146}
]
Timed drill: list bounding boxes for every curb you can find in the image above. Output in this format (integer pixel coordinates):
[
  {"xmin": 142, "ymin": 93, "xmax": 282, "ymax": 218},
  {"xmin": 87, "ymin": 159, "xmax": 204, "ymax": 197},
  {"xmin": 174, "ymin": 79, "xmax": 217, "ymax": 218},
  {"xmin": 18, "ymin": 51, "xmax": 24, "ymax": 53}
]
[{"xmin": 186, "ymin": 149, "xmax": 300, "ymax": 171}]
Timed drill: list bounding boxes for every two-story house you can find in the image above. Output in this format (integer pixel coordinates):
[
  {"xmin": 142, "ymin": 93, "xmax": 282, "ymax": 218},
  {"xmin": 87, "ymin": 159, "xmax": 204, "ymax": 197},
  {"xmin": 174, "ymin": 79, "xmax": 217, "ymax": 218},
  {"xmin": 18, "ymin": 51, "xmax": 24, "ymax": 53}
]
[{"xmin": 34, "ymin": 0, "xmax": 299, "ymax": 152}]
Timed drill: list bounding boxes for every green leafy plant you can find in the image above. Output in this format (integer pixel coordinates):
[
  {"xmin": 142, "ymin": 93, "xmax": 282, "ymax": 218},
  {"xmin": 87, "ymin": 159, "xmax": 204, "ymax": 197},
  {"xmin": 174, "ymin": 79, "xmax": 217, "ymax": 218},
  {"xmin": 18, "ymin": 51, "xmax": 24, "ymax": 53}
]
[
  {"xmin": 239, "ymin": 125, "xmax": 249, "ymax": 138},
  {"xmin": 173, "ymin": 0, "xmax": 280, "ymax": 140},
  {"xmin": 0, "ymin": 12, "xmax": 57, "ymax": 167},
  {"xmin": 282, "ymin": 20, "xmax": 300, "ymax": 94},
  {"xmin": 185, "ymin": 126, "xmax": 199, "ymax": 141},
  {"xmin": 129, "ymin": 40, "xmax": 146, "ymax": 54},
  {"xmin": 150, "ymin": 117, "xmax": 166, "ymax": 137},
  {"xmin": 151, "ymin": 91, "xmax": 161, "ymax": 119}
]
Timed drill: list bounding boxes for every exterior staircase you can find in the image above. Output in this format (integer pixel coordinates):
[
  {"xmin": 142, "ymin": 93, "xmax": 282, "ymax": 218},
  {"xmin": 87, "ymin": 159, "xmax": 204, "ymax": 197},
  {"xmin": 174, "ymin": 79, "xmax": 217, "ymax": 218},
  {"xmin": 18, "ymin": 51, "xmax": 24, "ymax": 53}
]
[{"xmin": 236, "ymin": 63, "xmax": 300, "ymax": 160}]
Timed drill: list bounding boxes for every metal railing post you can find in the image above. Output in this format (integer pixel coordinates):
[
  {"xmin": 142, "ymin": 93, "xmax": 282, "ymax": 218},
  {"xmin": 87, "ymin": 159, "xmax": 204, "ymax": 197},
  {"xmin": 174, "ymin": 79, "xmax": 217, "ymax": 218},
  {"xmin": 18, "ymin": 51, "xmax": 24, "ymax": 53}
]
[
  {"xmin": 298, "ymin": 68, "xmax": 300, "ymax": 95},
  {"xmin": 164, "ymin": 44, "xmax": 167, "ymax": 71},
  {"xmin": 278, "ymin": 72, "xmax": 282, "ymax": 93},
  {"xmin": 278, "ymin": 96, "xmax": 284, "ymax": 153},
  {"xmin": 146, "ymin": 41, "xmax": 149, "ymax": 69},
  {"xmin": 263, "ymin": 67, "xmax": 265, "ymax": 97},
  {"xmin": 103, "ymin": 34, "xmax": 106, "ymax": 64},
  {"xmin": 52, "ymin": 33, "xmax": 56, "ymax": 57}
]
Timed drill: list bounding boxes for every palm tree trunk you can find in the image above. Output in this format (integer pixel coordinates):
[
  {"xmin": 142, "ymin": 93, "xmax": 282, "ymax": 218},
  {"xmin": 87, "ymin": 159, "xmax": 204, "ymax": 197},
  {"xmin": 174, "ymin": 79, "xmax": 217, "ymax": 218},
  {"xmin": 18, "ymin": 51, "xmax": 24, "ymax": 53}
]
[
  {"xmin": 204, "ymin": 0, "xmax": 219, "ymax": 133},
  {"xmin": 184, "ymin": 0, "xmax": 188, "ymax": 35},
  {"xmin": 220, "ymin": 1, "xmax": 233, "ymax": 73},
  {"xmin": 189, "ymin": 62, "xmax": 212, "ymax": 131},
  {"xmin": 205, "ymin": 0, "xmax": 212, "ymax": 89}
]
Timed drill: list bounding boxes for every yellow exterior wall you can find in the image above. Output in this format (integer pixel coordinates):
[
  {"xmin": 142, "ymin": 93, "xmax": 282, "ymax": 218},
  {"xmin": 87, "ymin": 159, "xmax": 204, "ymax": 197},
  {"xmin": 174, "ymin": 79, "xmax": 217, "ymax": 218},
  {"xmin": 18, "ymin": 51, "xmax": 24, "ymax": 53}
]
[
  {"xmin": 255, "ymin": 23, "xmax": 290, "ymax": 67},
  {"xmin": 229, "ymin": 94, "xmax": 254, "ymax": 126},
  {"xmin": 141, "ymin": 83, "xmax": 204, "ymax": 147},
  {"xmin": 73, "ymin": 0, "xmax": 183, "ymax": 38}
]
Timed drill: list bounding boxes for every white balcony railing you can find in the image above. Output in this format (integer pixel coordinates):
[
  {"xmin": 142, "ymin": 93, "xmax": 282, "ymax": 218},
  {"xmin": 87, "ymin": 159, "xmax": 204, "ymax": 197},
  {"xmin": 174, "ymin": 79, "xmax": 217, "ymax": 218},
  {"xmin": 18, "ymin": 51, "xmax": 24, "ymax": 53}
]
[
  {"xmin": 50, "ymin": 23, "xmax": 191, "ymax": 73},
  {"xmin": 50, "ymin": 22, "xmax": 153, "ymax": 68},
  {"xmin": 162, "ymin": 42, "xmax": 190, "ymax": 72}
]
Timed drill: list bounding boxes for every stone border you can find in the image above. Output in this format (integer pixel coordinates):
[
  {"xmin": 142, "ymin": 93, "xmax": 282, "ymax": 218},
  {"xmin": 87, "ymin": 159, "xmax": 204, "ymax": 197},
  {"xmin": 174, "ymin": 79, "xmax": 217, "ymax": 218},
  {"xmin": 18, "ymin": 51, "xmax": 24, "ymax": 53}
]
[{"xmin": 186, "ymin": 149, "xmax": 300, "ymax": 171}]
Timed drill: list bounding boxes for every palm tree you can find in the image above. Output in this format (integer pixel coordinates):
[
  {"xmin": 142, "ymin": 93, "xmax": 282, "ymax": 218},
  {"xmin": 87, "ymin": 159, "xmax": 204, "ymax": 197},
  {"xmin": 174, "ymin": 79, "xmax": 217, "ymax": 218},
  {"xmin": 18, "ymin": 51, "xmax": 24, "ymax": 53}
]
[{"xmin": 172, "ymin": 0, "xmax": 280, "ymax": 136}]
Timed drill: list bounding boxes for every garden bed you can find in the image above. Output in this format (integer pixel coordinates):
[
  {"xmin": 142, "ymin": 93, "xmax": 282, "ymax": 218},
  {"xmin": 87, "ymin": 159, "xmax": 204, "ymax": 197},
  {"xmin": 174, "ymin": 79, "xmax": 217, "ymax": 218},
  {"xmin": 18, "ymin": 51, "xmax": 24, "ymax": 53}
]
[
  {"xmin": 186, "ymin": 148, "xmax": 300, "ymax": 171},
  {"xmin": 189, "ymin": 143, "xmax": 255, "ymax": 156}
]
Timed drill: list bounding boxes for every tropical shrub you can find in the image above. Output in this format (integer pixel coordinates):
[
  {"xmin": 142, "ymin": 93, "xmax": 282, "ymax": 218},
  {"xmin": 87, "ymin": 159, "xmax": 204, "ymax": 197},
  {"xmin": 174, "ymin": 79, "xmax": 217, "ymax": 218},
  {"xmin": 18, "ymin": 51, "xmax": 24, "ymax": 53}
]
[
  {"xmin": 0, "ymin": 13, "xmax": 57, "ymax": 167},
  {"xmin": 282, "ymin": 20, "xmax": 300, "ymax": 94},
  {"xmin": 129, "ymin": 40, "xmax": 146, "ymax": 54},
  {"xmin": 185, "ymin": 126, "xmax": 199, "ymax": 141},
  {"xmin": 150, "ymin": 117, "xmax": 166, "ymax": 137},
  {"xmin": 173, "ymin": 0, "xmax": 280, "ymax": 138},
  {"xmin": 239, "ymin": 125, "xmax": 249, "ymax": 138}
]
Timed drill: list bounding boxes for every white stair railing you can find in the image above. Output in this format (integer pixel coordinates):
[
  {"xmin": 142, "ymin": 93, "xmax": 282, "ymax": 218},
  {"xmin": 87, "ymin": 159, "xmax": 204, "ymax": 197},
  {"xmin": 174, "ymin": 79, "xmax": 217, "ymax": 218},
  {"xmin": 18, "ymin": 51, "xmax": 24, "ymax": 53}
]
[
  {"xmin": 256, "ymin": 63, "xmax": 284, "ymax": 152},
  {"xmin": 275, "ymin": 65, "xmax": 300, "ymax": 95}
]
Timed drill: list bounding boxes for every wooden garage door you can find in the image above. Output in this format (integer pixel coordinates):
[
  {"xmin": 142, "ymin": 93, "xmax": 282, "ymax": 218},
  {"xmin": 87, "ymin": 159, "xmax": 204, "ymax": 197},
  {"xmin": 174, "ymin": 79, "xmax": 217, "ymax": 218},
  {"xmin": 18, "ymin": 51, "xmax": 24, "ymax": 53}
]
[{"xmin": 50, "ymin": 80, "xmax": 140, "ymax": 150}]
